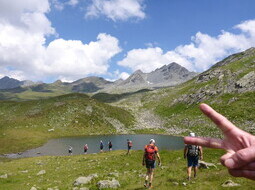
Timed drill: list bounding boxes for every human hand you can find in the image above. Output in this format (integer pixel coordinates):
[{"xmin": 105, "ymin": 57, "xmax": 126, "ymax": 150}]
[
  {"xmin": 184, "ymin": 103, "xmax": 255, "ymax": 180},
  {"xmin": 158, "ymin": 162, "xmax": 161, "ymax": 166}
]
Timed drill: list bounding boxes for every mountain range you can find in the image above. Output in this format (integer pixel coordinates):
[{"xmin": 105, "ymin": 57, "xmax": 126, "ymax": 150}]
[
  {"xmin": 0, "ymin": 47, "xmax": 254, "ymax": 155},
  {"xmin": 0, "ymin": 62, "xmax": 197, "ymax": 99}
]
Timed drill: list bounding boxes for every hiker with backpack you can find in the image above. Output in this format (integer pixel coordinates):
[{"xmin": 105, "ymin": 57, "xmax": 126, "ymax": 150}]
[
  {"xmin": 100, "ymin": 140, "xmax": 104, "ymax": 152},
  {"xmin": 184, "ymin": 132, "xmax": 203, "ymax": 181},
  {"xmin": 142, "ymin": 139, "xmax": 161, "ymax": 189},
  {"xmin": 108, "ymin": 141, "xmax": 113, "ymax": 151},
  {"xmin": 184, "ymin": 103, "xmax": 255, "ymax": 181},
  {"xmin": 126, "ymin": 139, "xmax": 133, "ymax": 155},
  {"xmin": 68, "ymin": 146, "xmax": 73, "ymax": 155}
]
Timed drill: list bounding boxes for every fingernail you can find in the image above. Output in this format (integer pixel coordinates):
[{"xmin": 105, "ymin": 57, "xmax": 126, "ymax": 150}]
[{"xmin": 225, "ymin": 158, "xmax": 235, "ymax": 168}]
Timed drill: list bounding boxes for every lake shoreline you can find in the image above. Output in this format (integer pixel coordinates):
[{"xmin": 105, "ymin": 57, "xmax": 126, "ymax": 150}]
[{"xmin": 1, "ymin": 134, "xmax": 184, "ymax": 159}]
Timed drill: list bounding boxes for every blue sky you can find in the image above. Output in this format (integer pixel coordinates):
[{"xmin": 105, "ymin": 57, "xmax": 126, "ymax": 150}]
[{"xmin": 0, "ymin": 0, "xmax": 255, "ymax": 82}]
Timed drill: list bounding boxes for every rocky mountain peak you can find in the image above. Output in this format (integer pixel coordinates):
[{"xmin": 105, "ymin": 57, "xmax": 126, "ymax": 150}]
[
  {"xmin": 133, "ymin": 69, "xmax": 144, "ymax": 75},
  {"xmin": 0, "ymin": 76, "xmax": 23, "ymax": 90},
  {"xmin": 53, "ymin": 80, "xmax": 63, "ymax": 85}
]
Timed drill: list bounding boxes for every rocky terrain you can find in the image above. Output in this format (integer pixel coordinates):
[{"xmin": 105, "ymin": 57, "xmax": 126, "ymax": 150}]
[
  {"xmin": 172, "ymin": 47, "xmax": 255, "ymax": 105},
  {"xmin": 108, "ymin": 47, "xmax": 255, "ymax": 137}
]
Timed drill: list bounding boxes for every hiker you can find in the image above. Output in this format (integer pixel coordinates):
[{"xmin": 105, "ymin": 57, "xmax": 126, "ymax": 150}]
[
  {"xmin": 84, "ymin": 144, "xmax": 88, "ymax": 154},
  {"xmin": 108, "ymin": 141, "xmax": 113, "ymax": 151},
  {"xmin": 100, "ymin": 140, "xmax": 104, "ymax": 152},
  {"xmin": 184, "ymin": 103, "xmax": 255, "ymax": 181},
  {"xmin": 126, "ymin": 139, "xmax": 133, "ymax": 155},
  {"xmin": 184, "ymin": 132, "xmax": 203, "ymax": 180},
  {"xmin": 142, "ymin": 139, "xmax": 161, "ymax": 189},
  {"xmin": 68, "ymin": 146, "xmax": 73, "ymax": 155}
]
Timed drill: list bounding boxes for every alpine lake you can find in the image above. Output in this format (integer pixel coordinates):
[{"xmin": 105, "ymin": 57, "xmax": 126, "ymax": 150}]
[{"xmin": 5, "ymin": 134, "xmax": 184, "ymax": 158}]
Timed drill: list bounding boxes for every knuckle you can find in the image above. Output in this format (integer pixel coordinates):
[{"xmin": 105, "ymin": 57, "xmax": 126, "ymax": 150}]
[{"xmin": 236, "ymin": 150, "xmax": 248, "ymax": 162}]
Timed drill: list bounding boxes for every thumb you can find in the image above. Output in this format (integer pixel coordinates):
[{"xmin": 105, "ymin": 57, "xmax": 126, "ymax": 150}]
[{"xmin": 224, "ymin": 146, "xmax": 255, "ymax": 169}]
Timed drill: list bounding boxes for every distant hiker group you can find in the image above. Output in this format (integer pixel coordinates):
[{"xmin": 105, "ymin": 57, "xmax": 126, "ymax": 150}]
[{"xmin": 67, "ymin": 139, "xmax": 132, "ymax": 155}]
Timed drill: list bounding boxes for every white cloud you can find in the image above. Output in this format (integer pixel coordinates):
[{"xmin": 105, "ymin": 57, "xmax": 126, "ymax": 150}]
[
  {"xmin": 0, "ymin": 1, "xmax": 122, "ymax": 82},
  {"xmin": 67, "ymin": 0, "xmax": 79, "ymax": 6},
  {"xmin": 118, "ymin": 19, "xmax": 255, "ymax": 73},
  {"xmin": 119, "ymin": 72, "xmax": 130, "ymax": 80},
  {"xmin": 86, "ymin": 0, "xmax": 146, "ymax": 21},
  {"xmin": 42, "ymin": 33, "xmax": 122, "ymax": 80},
  {"xmin": 113, "ymin": 70, "xmax": 130, "ymax": 80},
  {"xmin": 52, "ymin": 0, "xmax": 80, "ymax": 10},
  {"xmin": 118, "ymin": 47, "xmax": 170, "ymax": 73}
]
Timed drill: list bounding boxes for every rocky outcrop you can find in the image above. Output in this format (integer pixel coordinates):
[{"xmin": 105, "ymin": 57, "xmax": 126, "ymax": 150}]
[
  {"xmin": 235, "ymin": 71, "xmax": 255, "ymax": 92},
  {"xmin": 73, "ymin": 174, "xmax": 98, "ymax": 186},
  {"xmin": 199, "ymin": 161, "xmax": 217, "ymax": 169},
  {"xmin": 97, "ymin": 179, "xmax": 120, "ymax": 189},
  {"xmin": 221, "ymin": 180, "xmax": 240, "ymax": 187},
  {"xmin": 0, "ymin": 174, "xmax": 8, "ymax": 178},
  {"xmin": 172, "ymin": 48, "xmax": 255, "ymax": 105},
  {"xmin": 37, "ymin": 170, "xmax": 46, "ymax": 175}
]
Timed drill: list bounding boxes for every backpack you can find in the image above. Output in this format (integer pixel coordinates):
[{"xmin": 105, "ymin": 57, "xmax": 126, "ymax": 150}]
[
  {"xmin": 187, "ymin": 145, "xmax": 199, "ymax": 156},
  {"xmin": 145, "ymin": 145, "xmax": 156, "ymax": 160},
  {"xmin": 128, "ymin": 141, "xmax": 133, "ymax": 147}
]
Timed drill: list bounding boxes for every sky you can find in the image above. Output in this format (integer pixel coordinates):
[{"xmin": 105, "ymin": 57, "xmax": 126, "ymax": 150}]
[{"xmin": 0, "ymin": 0, "xmax": 255, "ymax": 83}]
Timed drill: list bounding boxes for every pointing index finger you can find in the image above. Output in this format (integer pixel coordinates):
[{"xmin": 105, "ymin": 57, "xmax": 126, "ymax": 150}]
[
  {"xmin": 199, "ymin": 103, "xmax": 237, "ymax": 134},
  {"xmin": 184, "ymin": 136, "xmax": 223, "ymax": 149}
]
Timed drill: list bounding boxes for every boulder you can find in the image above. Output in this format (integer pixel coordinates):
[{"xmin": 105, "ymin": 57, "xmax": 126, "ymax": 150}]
[
  {"xmin": 37, "ymin": 170, "xmax": 46, "ymax": 175},
  {"xmin": 108, "ymin": 172, "xmax": 119, "ymax": 177},
  {"xmin": 199, "ymin": 161, "xmax": 217, "ymax": 169},
  {"xmin": 73, "ymin": 174, "xmax": 98, "ymax": 186},
  {"xmin": 73, "ymin": 188, "xmax": 89, "ymax": 190},
  {"xmin": 0, "ymin": 174, "xmax": 8, "ymax": 178},
  {"xmin": 97, "ymin": 179, "xmax": 120, "ymax": 189},
  {"xmin": 222, "ymin": 180, "xmax": 240, "ymax": 187},
  {"xmin": 20, "ymin": 170, "xmax": 28, "ymax": 173},
  {"xmin": 173, "ymin": 182, "xmax": 179, "ymax": 186}
]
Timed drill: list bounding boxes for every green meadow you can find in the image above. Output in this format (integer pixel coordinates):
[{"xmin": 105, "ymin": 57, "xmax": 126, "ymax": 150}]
[{"xmin": 1, "ymin": 149, "xmax": 255, "ymax": 189}]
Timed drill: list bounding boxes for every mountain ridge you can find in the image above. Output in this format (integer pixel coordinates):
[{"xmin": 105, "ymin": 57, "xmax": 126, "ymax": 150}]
[{"xmin": 0, "ymin": 62, "xmax": 197, "ymax": 99}]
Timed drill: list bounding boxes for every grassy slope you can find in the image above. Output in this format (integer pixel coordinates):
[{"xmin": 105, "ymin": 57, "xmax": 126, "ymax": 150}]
[
  {"xmin": 141, "ymin": 51, "xmax": 255, "ymax": 137},
  {"xmin": 0, "ymin": 83, "xmax": 72, "ymax": 101},
  {"xmin": 0, "ymin": 149, "xmax": 254, "ymax": 189},
  {"xmin": 0, "ymin": 93, "xmax": 134, "ymax": 154}
]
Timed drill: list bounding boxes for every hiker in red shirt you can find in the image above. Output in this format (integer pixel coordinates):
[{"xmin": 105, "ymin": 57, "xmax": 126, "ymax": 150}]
[
  {"xmin": 84, "ymin": 144, "xmax": 88, "ymax": 154},
  {"xmin": 126, "ymin": 139, "xmax": 133, "ymax": 155},
  {"xmin": 142, "ymin": 139, "xmax": 161, "ymax": 189}
]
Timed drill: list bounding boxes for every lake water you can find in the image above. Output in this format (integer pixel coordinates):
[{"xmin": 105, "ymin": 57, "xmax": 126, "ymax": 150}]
[{"xmin": 6, "ymin": 134, "xmax": 184, "ymax": 158}]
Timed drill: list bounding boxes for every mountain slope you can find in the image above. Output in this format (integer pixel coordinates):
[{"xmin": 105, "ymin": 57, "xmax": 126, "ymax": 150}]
[
  {"xmin": 0, "ymin": 76, "xmax": 23, "ymax": 89},
  {"xmin": 140, "ymin": 47, "xmax": 255, "ymax": 137},
  {"xmin": 0, "ymin": 93, "xmax": 134, "ymax": 154}
]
